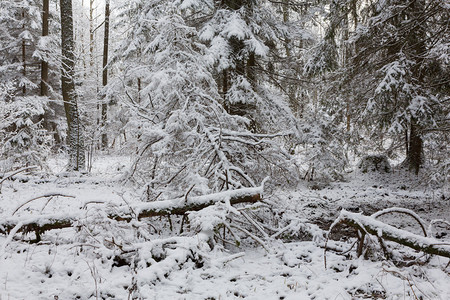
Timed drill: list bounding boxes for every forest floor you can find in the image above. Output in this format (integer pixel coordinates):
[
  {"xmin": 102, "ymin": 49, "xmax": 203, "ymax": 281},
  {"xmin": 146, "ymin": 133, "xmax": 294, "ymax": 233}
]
[{"xmin": 0, "ymin": 156, "xmax": 449, "ymax": 299}]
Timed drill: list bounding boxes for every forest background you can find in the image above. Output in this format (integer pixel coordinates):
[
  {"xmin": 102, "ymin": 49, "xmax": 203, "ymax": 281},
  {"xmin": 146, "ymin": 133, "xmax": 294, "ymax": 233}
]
[{"xmin": 0, "ymin": 0, "xmax": 449, "ymax": 299}]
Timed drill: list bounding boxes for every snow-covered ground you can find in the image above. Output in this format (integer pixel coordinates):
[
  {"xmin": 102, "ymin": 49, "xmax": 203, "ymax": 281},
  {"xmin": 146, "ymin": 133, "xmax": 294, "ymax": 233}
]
[{"xmin": 0, "ymin": 156, "xmax": 449, "ymax": 299}]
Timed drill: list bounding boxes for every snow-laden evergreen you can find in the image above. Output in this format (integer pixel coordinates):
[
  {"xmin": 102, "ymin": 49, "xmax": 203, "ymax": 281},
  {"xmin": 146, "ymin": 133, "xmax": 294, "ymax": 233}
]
[{"xmin": 111, "ymin": 1, "xmax": 301, "ymax": 198}]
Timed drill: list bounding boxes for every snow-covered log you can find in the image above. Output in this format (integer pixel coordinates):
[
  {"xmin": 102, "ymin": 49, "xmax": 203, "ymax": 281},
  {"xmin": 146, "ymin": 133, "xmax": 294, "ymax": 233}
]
[
  {"xmin": 0, "ymin": 187, "xmax": 262, "ymax": 236},
  {"xmin": 0, "ymin": 212, "xmax": 82, "ymax": 238},
  {"xmin": 112, "ymin": 186, "xmax": 262, "ymax": 221},
  {"xmin": 330, "ymin": 210, "xmax": 450, "ymax": 259}
]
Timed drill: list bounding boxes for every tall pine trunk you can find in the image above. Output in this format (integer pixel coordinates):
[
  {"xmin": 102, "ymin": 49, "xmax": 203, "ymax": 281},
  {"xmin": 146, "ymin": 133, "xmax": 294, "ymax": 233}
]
[
  {"xmin": 101, "ymin": 0, "xmax": 110, "ymax": 149},
  {"xmin": 60, "ymin": 0, "xmax": 85, "ymax": 171}
]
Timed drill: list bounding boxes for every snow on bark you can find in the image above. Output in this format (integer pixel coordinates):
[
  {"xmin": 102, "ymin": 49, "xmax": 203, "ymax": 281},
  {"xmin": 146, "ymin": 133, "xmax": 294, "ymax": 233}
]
[
  {"xmin": 60, "ymin": 0, "xmax": 85, "ymax": 171},
  {"xmin": 113, "ymin": 186, "xmax": 262, "ymax": 221}
]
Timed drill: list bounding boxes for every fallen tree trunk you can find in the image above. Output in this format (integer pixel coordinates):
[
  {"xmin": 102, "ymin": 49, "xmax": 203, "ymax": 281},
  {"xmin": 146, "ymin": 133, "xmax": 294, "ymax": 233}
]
[
  {"xmin": 329, "ymin": 210, "xmax": 450, "ymax": 259},
  {"xmin": 0, "ymin": 187, "xmax": 262, "ymax": 236},
  {"xmin": 112, "ymin": 186, "xmax": 262, "ymax": 221}
]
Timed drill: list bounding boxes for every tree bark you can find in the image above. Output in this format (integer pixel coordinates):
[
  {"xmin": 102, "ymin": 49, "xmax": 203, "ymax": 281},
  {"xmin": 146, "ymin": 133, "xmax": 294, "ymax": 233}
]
[
  {"xmin": 60, "ymin": 0, "xmax": 85, "ymax": 171},
  {"xmin": 89, "ymin": 0, "xmax": 94, "ymax": 68},
  {"xmin": 222, "ymin": 0, "xmax": 257, "ymax": 129},
  {"xmin": 246, "ymin": 52, "xmax": 256, "ymax": 85},
  {"xmin": 404, "ymin": 0, "xmax": 427, "ymax": 174},
  {"xmin": 22, "ymin": 9, "xmax": 26, "ymax": 95},
  {"xmin": 282, "ymin": 0, "xmax": 290, "ymax": 57},
  {"xmin": 405, "ymin": 121, "xmax": 423, "ymax": 174},
  {"xmin": 282, "ymin": 0, "xmax": 299, "ymax": 115},
  {"xmin": 101, "ymin": 0, "xmax": 110, "ymax": 149},
  {"xmin": 40, "ymin": 0, "xmax": 49, "ymax": 97}
]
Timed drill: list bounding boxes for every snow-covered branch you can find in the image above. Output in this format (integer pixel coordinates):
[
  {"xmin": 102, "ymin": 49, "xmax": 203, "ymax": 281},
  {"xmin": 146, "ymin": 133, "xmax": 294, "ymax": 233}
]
[{"xmin": 329, "ymin": 210, "xmax": 450, "ymax": 259}]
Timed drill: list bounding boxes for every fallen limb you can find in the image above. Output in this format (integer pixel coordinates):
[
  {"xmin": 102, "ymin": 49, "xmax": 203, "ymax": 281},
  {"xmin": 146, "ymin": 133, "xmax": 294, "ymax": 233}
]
[
  {"xmin": 12, "ymin": 193, "xmax": 76, "ymax": 216},
  {"xmin": 328, "ymin": 210, "xmax": 450, "ymax": 259},
  {"xmin": 0, "ymin": 187, "xmax": 262, "ymax": 236}
]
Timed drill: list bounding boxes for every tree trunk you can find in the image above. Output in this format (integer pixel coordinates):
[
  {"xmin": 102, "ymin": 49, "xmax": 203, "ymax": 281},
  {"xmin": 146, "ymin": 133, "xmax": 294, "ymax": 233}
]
[
  {"xmin": 40, "ymin": 0, "xmax": 49, "ymax": 97},
  {"xmin": 222, "ymin": 0, "xmax": 257, "ymax": 128},
  {"xmin": 60, "ymin": 0, "xmax": 85, "ymax": 171},
  {"xmin": 405, "ymin": 121, "xmax": 423, "ymax": 174},
  {"xmin": 89, "ymin": 0, "xmax": 94, "ymax": 68},
  {"xmin": 222, "ymin": 69, "xmax": 228, "ymax": 99},
  {"xmin": 246, "ymin": 52, "xmax": 256, "ymax": 85},
  {"xmin": 22, "ymin": 9, "xmax": 26, "ymax": 95},
  {"xmin": 282, "ymin": 0, "xmax": 299, "ymax": 115},
  {"xmin": 137, "ymin": 78, "xmax": 141, "ymax": 102},
  {"xmin": 40, "ymin": 0, "xmax": 60, "ymax": 146},
  {"xmin": 101, "ymin": 0, "xmax": 110, "ymax": 149},
  {"xmin": 282, "ymin": 0, "xmax": 291, "ymax": 57},
  {"xmin": 404, "ymin": 0, "xmax": 426, "ymax": 174},
  {"xmin": 223, "ymin": 0, "xmax": 246, "ymax": 78}
]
